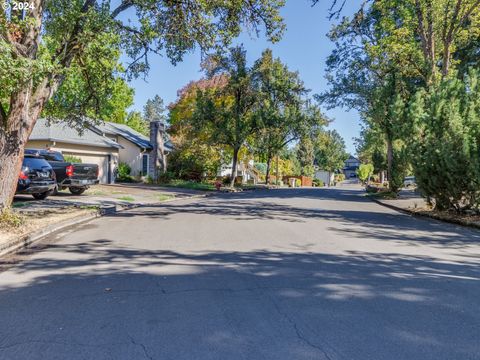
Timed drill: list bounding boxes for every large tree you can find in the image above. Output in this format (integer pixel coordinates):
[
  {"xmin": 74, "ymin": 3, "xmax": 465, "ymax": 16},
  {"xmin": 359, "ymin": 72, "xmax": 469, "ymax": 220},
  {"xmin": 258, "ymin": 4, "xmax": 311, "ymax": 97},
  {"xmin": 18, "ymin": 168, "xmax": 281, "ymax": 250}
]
[
  {"xmin": 0, "ymin": 0, "xmax": 285, "ymax": 209},
  {"xmin": 297, "ymin": 136, "xmax": 315, "ymax": 177},
  {"xmin": 193, "ymin": 46, "xmax": 258, "ymax": 187},
  {"xmin": 314, "ymin": 129, "xmax": 348, "ymax": 173},
  {"xmin": 168, "ymin": 76, "xmax": 228, "ymax": 180},
  {"xmin": 251, "ymin": 49, "xmax": 325, "ymax": 183},
  {"xmin": 321, "ymin": 0, "xmax": 480, "ymax": 192}
]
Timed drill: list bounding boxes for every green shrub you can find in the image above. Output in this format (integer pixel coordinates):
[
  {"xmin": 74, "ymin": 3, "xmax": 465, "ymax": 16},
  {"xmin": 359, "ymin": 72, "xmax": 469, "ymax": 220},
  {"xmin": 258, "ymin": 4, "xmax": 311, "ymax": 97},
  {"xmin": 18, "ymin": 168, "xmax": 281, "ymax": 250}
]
[
  {"xmin": 357, "ymin": 163, "xmax": 374, "ymax": 183},
  {"xmin": 409, "ymin": 70, "xmax": 480, "ymax": 211},
  {"xmin": 295, "ymin": 178, "xmax": 301, "ymax": 187},
  {"xmin": 157, "ymin": 171, "xmax": 175, "ymax": 184},
  {"xmin": 116, "ymin": 162, "xmax": 135, "ymax": 182},
  {"xmin": 313, "ymin": 179, "xmax": 324, "ymax": 187},
  {"xmin": 118, "ymin": 162, "xmax": 131, "ymax": 178}
]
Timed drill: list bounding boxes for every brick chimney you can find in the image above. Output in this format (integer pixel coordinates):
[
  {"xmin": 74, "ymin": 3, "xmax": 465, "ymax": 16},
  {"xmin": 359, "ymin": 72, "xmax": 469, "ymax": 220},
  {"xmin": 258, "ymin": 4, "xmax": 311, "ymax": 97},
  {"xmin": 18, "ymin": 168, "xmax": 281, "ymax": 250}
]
[{"xmin": 149, "ymin": 121, "xmax": 168, "ymax": 180}]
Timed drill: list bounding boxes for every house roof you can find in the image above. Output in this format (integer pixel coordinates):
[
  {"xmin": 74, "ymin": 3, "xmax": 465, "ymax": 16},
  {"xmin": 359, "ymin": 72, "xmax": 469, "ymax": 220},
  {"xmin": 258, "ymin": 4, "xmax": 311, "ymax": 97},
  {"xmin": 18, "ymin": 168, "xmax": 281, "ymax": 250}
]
[
  {"xmin": 94, "ymin": 122, "xmax": 153, "ymax": 150},
  {"xmin": 93, "ymin": 121, "xmax": 174, "ymax": 152},
  {"xmin": 29, "ymin": 119, "xmax": 122, "ymax": 149}
]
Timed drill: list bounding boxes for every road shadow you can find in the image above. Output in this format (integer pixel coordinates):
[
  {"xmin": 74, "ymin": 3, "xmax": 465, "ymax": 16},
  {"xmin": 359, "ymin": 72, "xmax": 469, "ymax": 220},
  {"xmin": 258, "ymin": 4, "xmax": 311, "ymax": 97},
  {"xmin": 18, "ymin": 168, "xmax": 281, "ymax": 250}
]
[
  {"xmin": 0, "ymin": 241, "xmax": 479, "ymax": 359},
  {"xmin": 109, "ymin": 189, "xmax": 480, "ymax": 247}
]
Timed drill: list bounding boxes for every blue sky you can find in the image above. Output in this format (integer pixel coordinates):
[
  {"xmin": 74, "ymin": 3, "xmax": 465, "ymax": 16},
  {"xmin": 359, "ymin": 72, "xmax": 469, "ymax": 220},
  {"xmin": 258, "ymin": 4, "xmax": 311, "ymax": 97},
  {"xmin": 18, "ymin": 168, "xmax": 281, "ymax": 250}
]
[{"xmin": 126, "ymin": 1, "xmax": 361, "ymax": 154}]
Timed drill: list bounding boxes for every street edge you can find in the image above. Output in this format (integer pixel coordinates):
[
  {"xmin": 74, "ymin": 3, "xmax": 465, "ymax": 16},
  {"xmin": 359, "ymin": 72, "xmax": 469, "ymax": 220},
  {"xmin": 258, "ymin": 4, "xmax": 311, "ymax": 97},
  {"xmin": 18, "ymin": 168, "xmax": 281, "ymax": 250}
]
[{"xmin": 369, "ymin": 196, "xmax": 480, "ymax": 231}]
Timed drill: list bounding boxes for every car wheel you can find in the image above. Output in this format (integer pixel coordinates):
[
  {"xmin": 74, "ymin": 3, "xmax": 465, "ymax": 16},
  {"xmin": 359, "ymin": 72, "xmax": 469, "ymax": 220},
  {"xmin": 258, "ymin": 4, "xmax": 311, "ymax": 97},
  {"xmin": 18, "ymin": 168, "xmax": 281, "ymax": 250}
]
[
  {"xmin": 32, "ymin": 192, "xmax": 49, "ymax": 200},
  {"xmin": 69, "ymin": 187, "xmax": 86, "ymax": 195}
]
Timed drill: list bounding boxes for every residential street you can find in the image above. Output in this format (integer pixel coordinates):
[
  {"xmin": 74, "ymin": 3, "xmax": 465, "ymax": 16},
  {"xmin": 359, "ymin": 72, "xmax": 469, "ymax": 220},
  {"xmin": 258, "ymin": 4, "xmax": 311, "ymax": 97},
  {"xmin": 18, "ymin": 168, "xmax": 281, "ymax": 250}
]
[{"xmin": 0, "ymin": 186, "xmax": 479, "ymax": 360}]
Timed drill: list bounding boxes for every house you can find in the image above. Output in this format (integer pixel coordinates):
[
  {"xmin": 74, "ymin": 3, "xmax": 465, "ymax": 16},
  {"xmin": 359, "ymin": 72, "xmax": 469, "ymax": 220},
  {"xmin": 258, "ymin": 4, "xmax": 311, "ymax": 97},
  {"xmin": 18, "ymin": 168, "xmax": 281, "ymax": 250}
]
[
  {"xmin": 92, "ymin": 121, "xmax": 173, "ymax": 178},
  {"xmin": 27, "ymin": 119, "xmax": 172, "ymax": 184},
  {"xmin": 343, "ymin": 155, "xmax": 361, "ymax": 178},
  {"xmin": 218, "ymin": 160, "xmax": 260, "ymax": 184},
  {"xmin": 28, "ymin": 119, "xmax": 121, "ymax": 183}
]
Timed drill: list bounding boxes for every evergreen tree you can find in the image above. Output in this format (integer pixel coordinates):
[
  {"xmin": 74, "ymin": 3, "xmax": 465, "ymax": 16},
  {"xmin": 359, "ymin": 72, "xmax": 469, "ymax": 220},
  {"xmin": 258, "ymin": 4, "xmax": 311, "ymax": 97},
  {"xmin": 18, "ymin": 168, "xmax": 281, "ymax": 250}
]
[{"xmin": 297, "ymin": 136, "xmax": 315, "ymax": 177}]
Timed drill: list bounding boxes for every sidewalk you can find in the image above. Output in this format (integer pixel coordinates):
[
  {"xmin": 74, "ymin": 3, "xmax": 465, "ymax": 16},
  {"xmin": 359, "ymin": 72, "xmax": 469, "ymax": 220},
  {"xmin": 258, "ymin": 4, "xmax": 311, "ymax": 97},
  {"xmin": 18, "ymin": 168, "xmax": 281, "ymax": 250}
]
[
  {"xmin": 371, "ymin": 188, "xmax": 480, "ymax": 230},
  {"xmin": 374, "ymin": 188, "xmax": 427, "ymax": 211}
]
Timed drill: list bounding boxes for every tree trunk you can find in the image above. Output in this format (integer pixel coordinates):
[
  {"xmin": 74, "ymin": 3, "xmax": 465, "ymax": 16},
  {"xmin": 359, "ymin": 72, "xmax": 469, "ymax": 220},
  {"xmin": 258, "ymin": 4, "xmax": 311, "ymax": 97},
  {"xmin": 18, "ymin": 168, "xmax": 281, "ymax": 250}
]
[
  {"xmin": 265, "ymin": 156, "xmax": 272, "ymax": 185},
  {"xmin": 230, "ymin": 146, "xmax": 240, "ymax": 188},
  {"xmin": 386, "ymin": 137, "xmax": 394, "ymax": 191},
  {"xmin": 0, "ymin": 128, "xmax": 28, "ymax": 210},
  {"xmin": 276, "ymin": 154, "xmax": 279, "ymax": 185},
  {"xmin": 0, "ymin": 85, "xmax": 44, "ymax": 209}
]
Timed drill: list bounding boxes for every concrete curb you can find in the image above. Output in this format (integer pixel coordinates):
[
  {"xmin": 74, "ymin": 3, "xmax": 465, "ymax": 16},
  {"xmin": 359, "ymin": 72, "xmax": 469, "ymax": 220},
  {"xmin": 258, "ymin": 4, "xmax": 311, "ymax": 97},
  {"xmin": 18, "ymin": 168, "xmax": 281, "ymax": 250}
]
[
  {"xmin": 1, "ymin": 193, "xmax": 209, "ymax": 258},
  {"xmin": 369, "ymin": 196, "xmax": 480, "ymax": 231},
  {"xmin": 0, "ymin": 210, "xmax": 102, "ymax": 258}
]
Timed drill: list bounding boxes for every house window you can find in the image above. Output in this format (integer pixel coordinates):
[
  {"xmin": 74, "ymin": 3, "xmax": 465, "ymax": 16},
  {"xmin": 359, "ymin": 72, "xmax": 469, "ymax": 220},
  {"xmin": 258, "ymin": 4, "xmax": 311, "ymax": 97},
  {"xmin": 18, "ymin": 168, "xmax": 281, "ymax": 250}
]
[{"xmin": 142, "ymin": 154, "xmax": 149, "ymax": 175}]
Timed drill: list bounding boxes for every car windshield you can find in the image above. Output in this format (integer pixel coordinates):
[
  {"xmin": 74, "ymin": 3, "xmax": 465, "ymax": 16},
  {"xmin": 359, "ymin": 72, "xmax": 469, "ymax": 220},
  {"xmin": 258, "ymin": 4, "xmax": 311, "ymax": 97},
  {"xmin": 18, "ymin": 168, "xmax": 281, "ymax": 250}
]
[{"xmin": 23, "ymin": 157, "xmax": 51, "ymax": 169}]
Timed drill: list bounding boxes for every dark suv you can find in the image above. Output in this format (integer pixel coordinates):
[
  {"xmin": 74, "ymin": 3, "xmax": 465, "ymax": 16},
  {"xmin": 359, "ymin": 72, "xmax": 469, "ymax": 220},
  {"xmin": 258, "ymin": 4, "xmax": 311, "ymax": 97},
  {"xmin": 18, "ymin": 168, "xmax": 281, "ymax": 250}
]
[{"xmin": 16, "ymin": 155, "xmax": 57, "ymax": 200}]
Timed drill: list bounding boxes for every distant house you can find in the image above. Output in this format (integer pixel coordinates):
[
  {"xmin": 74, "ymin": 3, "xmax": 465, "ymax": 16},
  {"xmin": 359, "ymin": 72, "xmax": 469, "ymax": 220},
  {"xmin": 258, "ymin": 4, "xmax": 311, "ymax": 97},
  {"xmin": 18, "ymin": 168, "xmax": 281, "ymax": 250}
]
[
  {"xmin": 27, "ymin": 119, "xmax": 173, "ymax": 184},
  {"xmin": 343, "ymin": 155, "xmax": 360, "ymax": 178},
  {"xmin": 218, "ymin": 160, "xmax": 260, "ymax": 184}
]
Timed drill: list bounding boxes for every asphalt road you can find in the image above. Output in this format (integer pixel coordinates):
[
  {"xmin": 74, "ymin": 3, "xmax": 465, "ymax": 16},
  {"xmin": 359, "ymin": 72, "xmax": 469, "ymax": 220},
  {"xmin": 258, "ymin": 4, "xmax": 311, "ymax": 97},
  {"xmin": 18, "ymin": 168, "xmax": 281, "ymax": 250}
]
[{"xmin": 1, "ymin": 186, "xmax": 479, "ymax": 360}]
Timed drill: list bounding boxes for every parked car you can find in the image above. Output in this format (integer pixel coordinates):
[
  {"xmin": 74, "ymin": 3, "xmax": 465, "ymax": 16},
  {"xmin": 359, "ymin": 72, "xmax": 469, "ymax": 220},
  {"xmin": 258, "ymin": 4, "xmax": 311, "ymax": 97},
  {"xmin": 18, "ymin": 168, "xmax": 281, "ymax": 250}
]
[
  {"xmin": 25, "ymin": 149, "xmax": 99, "ymax": 195},
  {"xmin": 404, "ymin": 176, "xmax": 416, "ymax": 188},
  {"xmin": 16, "ymin": 154, "xmax": 56, "ymax": 200}
]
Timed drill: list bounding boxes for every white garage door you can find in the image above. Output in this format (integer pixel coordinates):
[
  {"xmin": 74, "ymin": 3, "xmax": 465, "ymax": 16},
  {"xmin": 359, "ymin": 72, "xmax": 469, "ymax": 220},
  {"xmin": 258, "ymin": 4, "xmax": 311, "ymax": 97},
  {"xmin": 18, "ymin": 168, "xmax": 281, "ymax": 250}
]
[{"xmin": 64, "ymin": 153, "xmax": 110, "ymax": 184}]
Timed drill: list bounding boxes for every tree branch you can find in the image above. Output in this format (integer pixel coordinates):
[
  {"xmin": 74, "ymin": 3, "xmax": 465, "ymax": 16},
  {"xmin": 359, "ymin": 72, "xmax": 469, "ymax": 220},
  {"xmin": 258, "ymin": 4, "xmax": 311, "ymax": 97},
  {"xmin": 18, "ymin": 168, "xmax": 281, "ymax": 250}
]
[{"xmin": 111, "ymin": 0, "xmax": 134, "ymax": 19}]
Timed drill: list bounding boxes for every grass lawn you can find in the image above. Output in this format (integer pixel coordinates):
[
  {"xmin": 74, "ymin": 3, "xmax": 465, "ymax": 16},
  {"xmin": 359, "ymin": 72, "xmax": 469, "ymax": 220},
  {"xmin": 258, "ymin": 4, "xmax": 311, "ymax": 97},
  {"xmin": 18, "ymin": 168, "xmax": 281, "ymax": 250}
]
[{"xmin": 160, "ymin": 180, "xmax": 216, "ymax": 191}]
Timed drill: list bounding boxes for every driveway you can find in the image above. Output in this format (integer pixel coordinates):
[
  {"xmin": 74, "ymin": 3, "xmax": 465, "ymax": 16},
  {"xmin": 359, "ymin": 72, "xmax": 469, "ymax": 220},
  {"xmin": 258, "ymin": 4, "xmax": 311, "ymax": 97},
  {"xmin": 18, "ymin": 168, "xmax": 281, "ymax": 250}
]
[
  {"xmin": 13, "ymin": 184, "xmax": 206, "ymax": 212},
  {"xmin": 1, "ymin": 187, "xmax": 479, "ymax": 359}
]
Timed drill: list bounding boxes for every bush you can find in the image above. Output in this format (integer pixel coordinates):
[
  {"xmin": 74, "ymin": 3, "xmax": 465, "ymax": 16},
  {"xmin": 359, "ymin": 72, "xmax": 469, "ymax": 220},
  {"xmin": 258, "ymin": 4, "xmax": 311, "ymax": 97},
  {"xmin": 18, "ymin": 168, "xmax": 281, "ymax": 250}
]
[
  {"xmin": 117, "ymin": 162, "xmax": 135, "ymax": 183},
  {"xmin": 409, "ymin": 70, "xmax": 480, "ymax": 211},
  {"xmin": 144, "ymin": 175, "xmax": 154, "ymax": 184},
  {"xmin": 334, "ymin": 173, "xmax": 345, "ymax": 183},
  {"xmin": 168, "ymin": 144, "xmax": 222, "ymax": 181},
  {"xmin": 222, "ymin": 176, "xmax": 231, "ymax": 185},
  {"xmin": 357, "ymin": 164, "xmax": 374, "ymax": 183},
  {"xmin": 118, "ymin": 162, "xmax": 131, "ymax": 178},
  {"xmin": 313, "ymin": 179, "xmax": 324, "ymax": 187},
  {"xmin": 295, "ymin": 178, "xmax": 301, "ymax": 187},
  {"xmin": 157, "ymin": 171, "xmax": 175, "ymax": 184}
]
